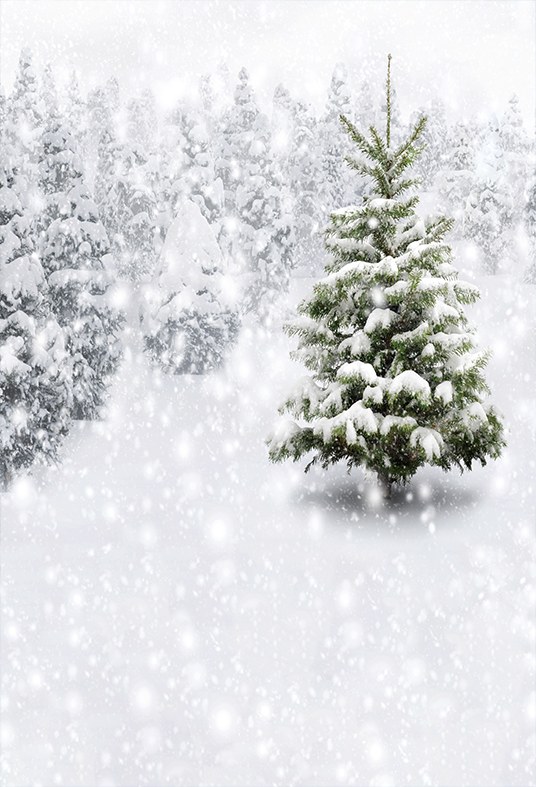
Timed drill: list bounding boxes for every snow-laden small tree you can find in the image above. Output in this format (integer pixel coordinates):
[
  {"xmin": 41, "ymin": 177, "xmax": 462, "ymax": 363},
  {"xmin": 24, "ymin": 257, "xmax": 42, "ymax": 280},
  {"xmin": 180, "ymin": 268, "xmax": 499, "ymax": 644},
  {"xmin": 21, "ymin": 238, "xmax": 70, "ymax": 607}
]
[
  {"xmin": 523, "ymin": 176, "xmax": 536, "ymax": 284},
  {"xmin": 126, "ymin": 89, "xmax": 158, "ymax": 158},
  {"xmin": 435, "ymin": 120, "xmax": 476, "ymax": 238},
  {"xmin": 168, "ymin": 104, "xmax": 223, "ymax": 233},
  {"xmin": 140, "ymin": 200, "xmax": 240, "ymax": 374},
  {"xmin": 41, "ymin": 185, "xmax": 124, "ymax": 419},
  {"xmin": 410, "ymin": 98, "xmax": 448, "ymax": 191},
  {"xmin": 95, "ymin": 126, "xmax": 159, "ymax": 281},
  {"xmin": 498, "ymin": 94, "xmax": 533, "ymax": 225},
  {"xmin": 37, "ymin": 119, "xmax": 124, "ymax": 419},
  {"xmin": 62, "ymin": 68, "xmax": 87, "ymax": 157},
  {"xmin": 318, "ymin": 63, "xmax": 355, "ymax": 213},
  {"xmin": 7, "ymin": 49, "xmax": 44, "ymax": 169},
  {"xmin": 286, "ymin": 100, "xmax": 324, "ymax": 275},
  {"xmin": 236, "ymin": 111, "xmax": 295, "ymax": 321},
  {"xmin": 0, "ymin": 148, "xmax": 72, "ymax": 488},
  {"xmin": 267, "ymin": 56, "xmax": 506, "ymax": 499},
  {"xmin": 464, "ymin": 178, "xmax": 514, "ymax": 275}
]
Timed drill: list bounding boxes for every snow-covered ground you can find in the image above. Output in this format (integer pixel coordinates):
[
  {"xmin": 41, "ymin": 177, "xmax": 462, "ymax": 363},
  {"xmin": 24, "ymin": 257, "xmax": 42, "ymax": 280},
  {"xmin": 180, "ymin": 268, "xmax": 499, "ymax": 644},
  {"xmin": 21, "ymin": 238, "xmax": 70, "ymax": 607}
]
[{"xmin": 1, "ymin": 270, "xmax": 535, "ymax": 787}]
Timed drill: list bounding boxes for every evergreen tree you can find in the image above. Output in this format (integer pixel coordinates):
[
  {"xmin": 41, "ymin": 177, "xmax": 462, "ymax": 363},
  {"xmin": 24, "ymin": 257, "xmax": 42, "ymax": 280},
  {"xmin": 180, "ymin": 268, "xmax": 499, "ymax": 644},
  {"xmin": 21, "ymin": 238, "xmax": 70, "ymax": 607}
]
[
  {"xmin": 198, "ymin": 62, "xmax": 232, "ymax": 134},
  {"xmin": 40, "ymin": 62, "xmax": 59, "ymax": 121},
  {"xmin": 0, "ymin": 86, "xmax": 6, "ymax": 130},
  {"xmin": 116, "ymin": 143, "xmax": 159, "ymax": 281},
  {"xmin": 379, "ymin": 69, "xmax": 403, "ymax": 146},
  {"xmin": 215, "ymin": 67, "xmax": 259, "ymax": 217},
  {"xmin": 0, "ymin": 147, "xmax": 71, "ymax": 488},
  {"xmin": 465, "ymin": 98, "xmax": 532, "ymax": 275},
  {"xmin": 170, "ymin": 104, "xmax": 223, "ymax": 232},
  {"xmin": 64, "ymin": 68, "xmax": 86, "ymax": 130},
  {"xmin": 213, "ymin": 68, "xmax": 294, "ymax": 319},
  {"xmin": 464, "ymin": 178, "xmax": 514, "ymax": 274},
  {"xmin": 5, "ymin": 48, "xmax": 44, "ymax": 210},
  {"xmin": 523, "ymin": 176, "xmax": 536, "ymax": 283},
  {"xmin": 62, "ymin": 68, "xmax": 87, "ymax": 163},
  {"xmin": 37, "ymin": 118, "xmax": 124, "ymax": 419},
  {"xmin": 318, "ymin": 63, "xmax": 355, "ymax": 213},
  {"xmin": 497, "ymin": 94, "xmax": 532, "ymax": 224},
  {"xmin": 145, "ymin": 121, "xmax": 181, "ymax": 247},
  {"xmin": 236, "ymin": 111, "xmax": 294, "ymax": 320},
  {"xmin": 213, "ymin": 67, "xmax": 260, "ymax": 263},
  {"xmin": 141, "ymin": 200, "xmax": 239, "ymax": 374},
  {"xmin": 126, "ymin": 88, "xmax": 158, "ymax": 157},
  {"xmin": 270, "ymin": 85, "xmax": 324, "ymax": 275},
  {"xmin": 410, "ymin": 98, "xmax": 448, "ymax": 191},
  {"xmin": 7, "ymin": 48, "xmax": 44, "ymax": 165},
  {"xmin": 86, "ymin": 85, "xmax": 114, "ymax": 187},
  {"xmin": 95, "ymin": 125, "xmax": 159, "ymax": 281},
  {"xmin": 435, "ymin": 120, "xmax": 476, "ymax": 236},
  {"xmin": 286, "ymin": 100, "xmax": 324, "ymax": 274},
  {"xmin": 271, "ymin": 83, "xmax": 295, "ymax": 165},
  {"xmin": 268, "ymin": 56, "xmax": 505, "ymax": 498},
  {"xmin": 354, "ymin": 79, "xmax": 377, "ymax": 136}
]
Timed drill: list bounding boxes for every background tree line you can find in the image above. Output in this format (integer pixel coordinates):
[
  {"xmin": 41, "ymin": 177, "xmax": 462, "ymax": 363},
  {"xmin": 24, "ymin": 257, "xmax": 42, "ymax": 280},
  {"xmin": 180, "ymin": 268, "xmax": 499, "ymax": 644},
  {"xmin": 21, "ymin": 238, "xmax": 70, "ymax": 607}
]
[{"xmin": 0, "ymin": 48, "xmax": 534, "ymax": 486}]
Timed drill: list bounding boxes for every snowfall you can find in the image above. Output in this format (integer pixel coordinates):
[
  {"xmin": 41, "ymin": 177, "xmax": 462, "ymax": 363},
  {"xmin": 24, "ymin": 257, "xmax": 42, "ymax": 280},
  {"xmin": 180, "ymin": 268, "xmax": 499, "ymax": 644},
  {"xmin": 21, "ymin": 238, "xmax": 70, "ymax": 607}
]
[{"xmin": 1, "ymin": 248, "xmax": 535, "ymax": 787}]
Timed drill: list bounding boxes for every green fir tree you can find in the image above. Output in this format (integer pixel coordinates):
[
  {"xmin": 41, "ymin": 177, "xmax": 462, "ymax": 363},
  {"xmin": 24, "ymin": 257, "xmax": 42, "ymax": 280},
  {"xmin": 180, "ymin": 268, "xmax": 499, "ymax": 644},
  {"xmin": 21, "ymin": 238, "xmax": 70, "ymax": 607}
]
[{"xmin": 268, "ymin": 56, "xmax": 505, "ymax": 499}]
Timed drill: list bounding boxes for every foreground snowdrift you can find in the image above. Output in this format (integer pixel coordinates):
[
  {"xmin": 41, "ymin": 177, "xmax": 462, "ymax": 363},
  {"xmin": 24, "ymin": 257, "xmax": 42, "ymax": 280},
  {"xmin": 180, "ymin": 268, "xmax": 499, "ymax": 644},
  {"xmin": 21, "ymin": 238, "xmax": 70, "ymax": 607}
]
[{"xmin": 1, "ymin": 274, "xmax": 534, "ymax": 787}]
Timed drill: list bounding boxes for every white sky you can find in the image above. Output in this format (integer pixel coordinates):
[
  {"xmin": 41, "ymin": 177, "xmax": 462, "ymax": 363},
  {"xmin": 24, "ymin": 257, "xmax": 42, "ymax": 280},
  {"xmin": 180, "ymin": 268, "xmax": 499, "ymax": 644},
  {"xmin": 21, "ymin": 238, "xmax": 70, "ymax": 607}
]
[{"xmin": 0, "ymin": 0, "xmax": 534, "ymax": 130}]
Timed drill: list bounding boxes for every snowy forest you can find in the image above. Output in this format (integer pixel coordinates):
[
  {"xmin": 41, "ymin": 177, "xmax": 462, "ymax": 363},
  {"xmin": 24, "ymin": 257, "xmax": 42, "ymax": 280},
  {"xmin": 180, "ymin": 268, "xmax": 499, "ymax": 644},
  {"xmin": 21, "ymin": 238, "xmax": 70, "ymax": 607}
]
[
  {"xmin": 1, "ymin": 48, "xmax": 535, "ymax": 486},
  {"xmin": 1, "ymin": 37, "xmax": 535, "ymax": 787}
]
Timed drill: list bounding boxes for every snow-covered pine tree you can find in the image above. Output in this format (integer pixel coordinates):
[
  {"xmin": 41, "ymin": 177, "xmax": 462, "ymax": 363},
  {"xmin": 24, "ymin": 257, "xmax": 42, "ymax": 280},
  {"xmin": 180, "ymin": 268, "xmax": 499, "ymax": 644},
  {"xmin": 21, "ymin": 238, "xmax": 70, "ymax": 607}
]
[
  {"xmin": 435, "ymin": 120, "xmax": 476, "ymax": 238},
  {"xmin": 170, "ymin": 104, "xmax": 223, "ymax": 233},
  {"xmin": 140, "ymin": 199, "xmax": 239, "ymax": 374},
  {"xmin": 94, "ymin": 125, "xmax": 123, "ymax": 239},
  {"xmin": 95, "ymin": 125, "xmax": 159, "ymax": 281},
  {"xmin": 86, "ymin": 85, "xmax": 114, "ymax": 187},
  {"xmin": 0, "ymin": 145, "xmax": 72, "ymax": 488},
  {"xmin": 37, "ymin": 118, "xmax": 124, "ymax": 419},
  {"xmin": 523, "ymin": 176, "xmax": 536, "ymax": 283},
  {"xmin": 269, "ymin": 85, "xmax": 324, "ymax": 276},
  {"xmin": 6, "ymin": 48, "xmax": 44, "ymax": 171},
  {"xmin": 463, "ymin": 99, "xmax": 533, "ymax": 280},
  {"xmin": 126, "ymin": 89, "xmax": 158, "ymax": 158},
  {"xmin": 198, "ymin": 62, "xmax": 232, "ymax": 137},
  {"xmin": 236, "ymin": 111, "xmax": 294, "ymax": 321},
  {"xmin": 497, "ymin": 94, "xmax": 533, "ymax": 225},
  {"xmin": 286, "ymin": 100, "xmax": 324, "ymax": 275},
  {"xmin": 40, "ymin": 63, "xmax": 59, "ymax": 122},
  {"xmin": 271, "ymin": 83, "xmax": 295, "ymax": 167},
  {"xmin": 354, "ymin": 79, "xmax": 377, "ymax": 137},
  {"xmin": 0, "ymin": 86, "xmax": 6, "ymax": 130},
  {"xmin": 215, "ymin": 67, "xmax": 258, "ymax": 214},
  {"xmin": 213, "ymin": 68, "xmax": 294, "ymax": 320},
  {"xmin": 5, "ymin": 48, "xmax": 45, "ymax": 215},
  {"xmin": 463, "ymin": 98, "xmax": 533, "ymax": 276},
  {"xmin": 63, "ymin": 68, "xmax": 87, "ymax": 151},
  {"xmin": 464, "ymin": 177, "xmax": 514, "ymax": 275},
  {"xmin": 117, "ymin": 143, "xmax": 159, "ymax": 281},
  {"xmin": 213, "ymin": 67, "xmax": 259, "ymax": 263},
  {"xmin": 318, "ymin": 63, "xmax": 355, "ymax": 214},
  {"xmin": 410, "ymin": 98, "xmax": 448, "ymax": 191},
  {"xmin": 267, "ymin": 56, "xmax": 505, "ymax": 499}
]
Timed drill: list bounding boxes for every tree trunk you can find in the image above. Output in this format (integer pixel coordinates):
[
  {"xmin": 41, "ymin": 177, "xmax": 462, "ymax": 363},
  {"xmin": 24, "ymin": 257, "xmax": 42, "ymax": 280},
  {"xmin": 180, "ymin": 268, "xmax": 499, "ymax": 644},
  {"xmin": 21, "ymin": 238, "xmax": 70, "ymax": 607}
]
[{"xmin": 378, "ymin": 473, "xmax": 392, "ymax": 500}]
